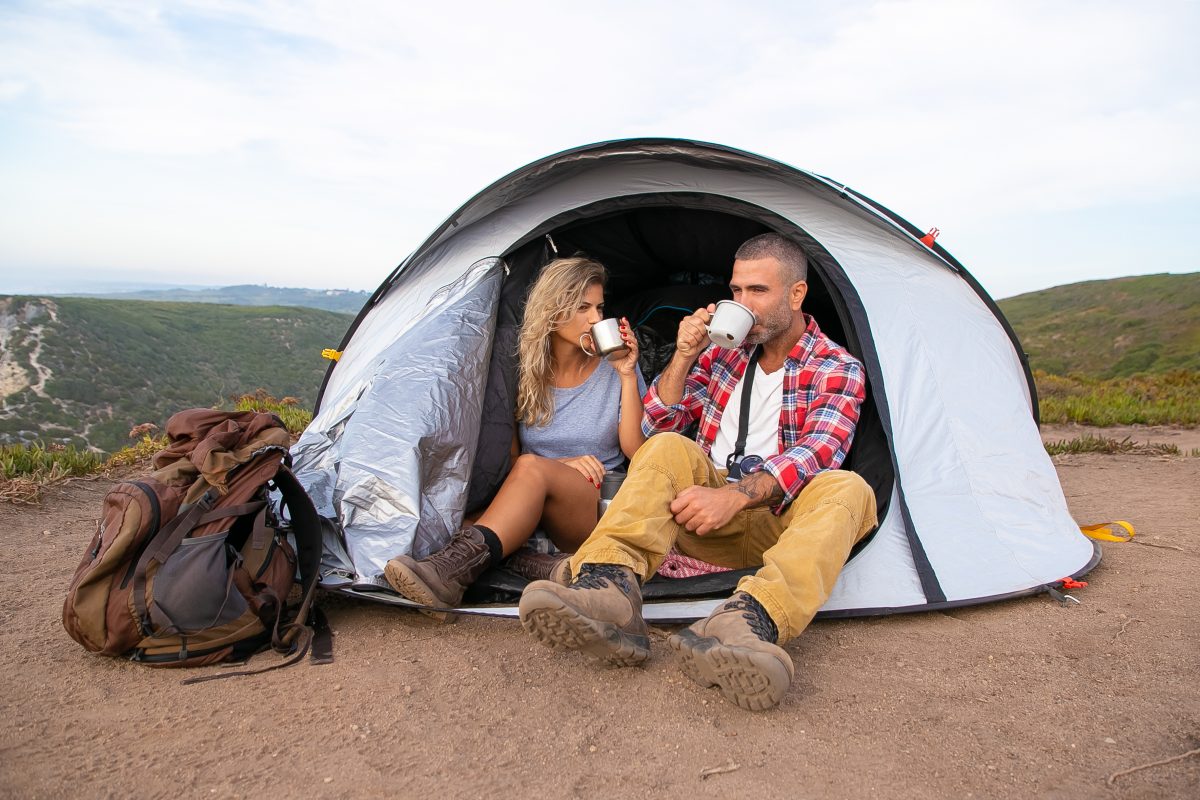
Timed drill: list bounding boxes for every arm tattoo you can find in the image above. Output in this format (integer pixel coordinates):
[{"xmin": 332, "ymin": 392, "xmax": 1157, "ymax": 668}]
[{"xmin": 732, "ymin": 471, "xmax": 784, "ymax": 508}]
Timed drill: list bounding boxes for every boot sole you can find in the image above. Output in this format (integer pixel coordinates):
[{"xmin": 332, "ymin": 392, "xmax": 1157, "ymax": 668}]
[
  {"xmin": 669, "ymin": 629, "xmax": 793, "ymax": 711},
  {"xmin": 383, "ymin": 560, "xmax": 456, "ymax": 623},
  {"xmin": 519, "ymin": 588, "xmax": 649, "ymax": 667}
]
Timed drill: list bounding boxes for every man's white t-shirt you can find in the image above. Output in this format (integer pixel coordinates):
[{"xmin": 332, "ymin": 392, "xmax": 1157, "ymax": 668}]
[{"xmin": 709, "ymin": 362, "xmax": 786, "ymax": 471}]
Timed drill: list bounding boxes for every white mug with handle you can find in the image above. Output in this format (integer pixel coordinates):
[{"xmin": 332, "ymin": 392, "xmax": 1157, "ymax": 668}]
[{"xmin": 707, "ymin": 300, "xmax": 756, "ymax": 349}]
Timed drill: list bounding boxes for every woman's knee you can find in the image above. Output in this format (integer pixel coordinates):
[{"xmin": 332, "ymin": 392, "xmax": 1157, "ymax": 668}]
[{"xmin": 507, "ymin": 453, "xmax": 550, "ymax": 485}]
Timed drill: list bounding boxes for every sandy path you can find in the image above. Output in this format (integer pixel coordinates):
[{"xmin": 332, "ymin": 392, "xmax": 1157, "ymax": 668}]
[{"xmin": 1, "ymin": 452, "xmax": 1196, "ymax": 799}]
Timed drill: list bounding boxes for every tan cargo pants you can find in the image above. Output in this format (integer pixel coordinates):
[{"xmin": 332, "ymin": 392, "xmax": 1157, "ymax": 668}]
[{"xmin": 570, "ymin": 432, "xmax": 878, "ymax": 643}]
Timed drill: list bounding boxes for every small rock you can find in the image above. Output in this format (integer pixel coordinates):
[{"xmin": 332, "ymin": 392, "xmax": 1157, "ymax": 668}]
[
  {"xmin": 1104, "ymin": 737, "xmax": 1116, "ymax": 744},
  {"xmin": 588, "ymin": 745, "xmax": 597, "ymax": 753},
  {"xmin": 324, "ymin": 777, "xmax": 333, "ymax": 784},
  {"xmin": 403, "ymin": 685, "xmax": 413, "ymax": 695}
]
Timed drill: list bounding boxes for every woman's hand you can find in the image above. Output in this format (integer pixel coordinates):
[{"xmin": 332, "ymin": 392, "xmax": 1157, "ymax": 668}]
[
  {"xmin": 612, "ymin": 316, "xmax": 641, "ymax": 377},
  {"xmin": 558, "ymin": 455, "xmax": 605, "ymax": 487}
]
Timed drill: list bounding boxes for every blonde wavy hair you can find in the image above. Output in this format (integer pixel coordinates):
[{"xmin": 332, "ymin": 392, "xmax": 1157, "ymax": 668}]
[{"xmin": 516, "ymin": 256, "xmax": 608, "ymax": 427}]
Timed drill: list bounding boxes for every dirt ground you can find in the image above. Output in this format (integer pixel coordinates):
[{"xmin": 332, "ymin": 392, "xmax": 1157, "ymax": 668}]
[{"xmin": 1, "ymin": 435, "xmax": 1197, "ymax": 799}]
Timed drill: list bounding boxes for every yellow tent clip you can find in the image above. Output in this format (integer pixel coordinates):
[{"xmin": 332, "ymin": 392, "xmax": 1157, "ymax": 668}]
[
  {"xmin": 321, "ymin": 349, "xmax": 343, "ymax": 362},
  {"xmin": 1080, "ymin": 521, "xmax": 1135, "ymax": 542}
]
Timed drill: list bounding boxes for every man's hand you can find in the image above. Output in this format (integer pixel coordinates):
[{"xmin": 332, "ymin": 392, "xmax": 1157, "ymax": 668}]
[
  {"xmin": 669, "ymin": 485, "xmax": 749, "ymax": 535},
  {"xmin": 655, "ymin": 305, "xmax": 716, "ymax": 407},
  {"xmin": 674, "ymin": 304, "xmax": 716, "ymax": 362},
  {"xmin": 670, "ymin": 472, "xmax": 786, "ymax": 535}
]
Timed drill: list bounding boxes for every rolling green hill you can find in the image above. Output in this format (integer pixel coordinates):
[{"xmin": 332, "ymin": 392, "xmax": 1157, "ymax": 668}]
[
  {"xmin": 998, "ymin": 272, "xmax": 1200, "ymax": 378},
  {"xmin": 0, "ymin": 296, "xmax": 350, "ymax": 453},
  {"xmin": 3, "ymin": 273, "xmax": 1196, "ymax": 455}
]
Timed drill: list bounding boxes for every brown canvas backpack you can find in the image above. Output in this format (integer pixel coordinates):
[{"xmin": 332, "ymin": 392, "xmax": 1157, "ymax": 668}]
[{"xmin": 63, "ymin": 409, "xmax": 329, "ymax": 677}]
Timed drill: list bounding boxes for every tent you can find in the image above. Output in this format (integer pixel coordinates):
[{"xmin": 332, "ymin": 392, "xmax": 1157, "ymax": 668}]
[{"xmin": 290, "ymin": 138, "xmax": 1098, "ymax": 621}]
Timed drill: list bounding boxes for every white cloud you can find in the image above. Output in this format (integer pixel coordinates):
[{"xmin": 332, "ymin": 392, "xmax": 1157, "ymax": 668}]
[{"xmin": 0, "ymin": 0, "xmax": 1197, "ymax": 294}]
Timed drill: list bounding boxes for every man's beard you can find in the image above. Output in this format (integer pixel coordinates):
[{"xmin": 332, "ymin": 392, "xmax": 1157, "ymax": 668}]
[{"xmin": 744, "ymin": 300, "xmax": 794, "ymax": 346}]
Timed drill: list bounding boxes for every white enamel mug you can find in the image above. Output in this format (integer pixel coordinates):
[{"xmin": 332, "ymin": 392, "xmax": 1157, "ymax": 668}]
[{"xmin": 707, "ymin": 300, "xmax": 756, "ymax": 349}]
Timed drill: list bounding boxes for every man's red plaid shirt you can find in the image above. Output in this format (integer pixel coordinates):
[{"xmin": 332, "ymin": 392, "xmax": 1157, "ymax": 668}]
[{"xmin": 642, "ymin": 314, "xmax": 865, "ymax": 514}]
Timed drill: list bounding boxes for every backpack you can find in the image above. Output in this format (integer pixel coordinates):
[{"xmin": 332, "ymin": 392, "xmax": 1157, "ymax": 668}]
[{"xmin": 62, "ymin": 409, "xmax": 329, "ymax": 678}]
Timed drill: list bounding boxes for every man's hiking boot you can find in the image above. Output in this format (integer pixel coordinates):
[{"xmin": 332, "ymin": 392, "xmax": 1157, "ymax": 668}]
[
  {"xmin": 669, "ymin": 592, "xmax": 794, "ymax": 711},
  {"xmin": 518, "ymin": 563, "xmax": 649, "ymax": 666},
  {"xmin": 384, "ymin": 526, "xmax": 492, "ymax": 622},
  {"xmin": 505, "ymin": 550, "xmax": 572, "ymax": 585}
]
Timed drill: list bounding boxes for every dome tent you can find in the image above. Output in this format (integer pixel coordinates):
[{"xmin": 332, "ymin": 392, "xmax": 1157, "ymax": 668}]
[{"xmin": 290, "ymin": 138, "xmax": 1098, "ymax": 621}]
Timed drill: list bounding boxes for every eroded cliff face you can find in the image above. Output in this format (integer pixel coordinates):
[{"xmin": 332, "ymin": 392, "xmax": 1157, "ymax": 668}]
[
  {"xmin": 0, "ymin": 297, "xmax": 103, "ymax": 450},
  {"xmin": 2, "ymin": 295, "xmax": 346, "ymax": 453},
  {"xmin": 0, "ymin": 298, "xmax": 58, "ymax": 400}
]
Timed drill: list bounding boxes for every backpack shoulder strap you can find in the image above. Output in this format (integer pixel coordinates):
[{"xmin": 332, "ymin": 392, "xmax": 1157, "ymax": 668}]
[
  {"xmin": 272, "ymin": 465, "xmax": 322, "ymax": 596},
  {"xmin": 269, "ymin": 465, "xmax": 329, "ymax": 660}
]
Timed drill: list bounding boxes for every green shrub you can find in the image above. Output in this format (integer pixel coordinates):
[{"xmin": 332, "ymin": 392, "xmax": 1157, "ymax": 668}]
[
  {"xmin": 106, "ymin": 434, "xmax": 170, "ymax": 468},
  {"xmin": 1035, "ymin": 369, "xmax": 1200, "ymax": 426},
  {"xmin": 1043, "ymin": 435, "xmax": 1183, "ymax": 456},
  {"xmin": 230, "ymin": 389, "xmax": 312, "ymax": 435},
  {"xmin": 0, "ymin": 442, "xmax": 106, "ymax": 482}
]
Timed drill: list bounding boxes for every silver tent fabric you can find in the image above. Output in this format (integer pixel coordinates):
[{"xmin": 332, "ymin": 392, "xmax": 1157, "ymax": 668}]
[
  {"xmin": 292, "ymin": 258, "xmax": 503, "ymax": 584},
  {"xmin": 294, "ymin": 139, "xmax": 1094, "ymax": 615}
]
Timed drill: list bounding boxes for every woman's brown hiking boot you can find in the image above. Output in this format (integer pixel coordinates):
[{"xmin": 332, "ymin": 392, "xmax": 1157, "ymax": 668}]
[
  {"xmin": 518, "ymin": 563, "xmax": 650, "ymax": 666},
  {"xmin": 504, "ymin": 550, "xmax": 572, "ymax": 585},
  {"xmin": 383, "ymin": 526, "xmax": 491, "ymax": 622},
  {"xmin": 668, "ymin": 592, "xmax": 794, "ymax": 711}
]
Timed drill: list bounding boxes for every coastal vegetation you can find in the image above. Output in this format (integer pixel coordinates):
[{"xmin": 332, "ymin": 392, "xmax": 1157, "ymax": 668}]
[
  {"xmin": 0, "ymin": 391, "xmax": 310, "ymax": 503},
  {"xmin": 2, "ymin": 273, "xmax": 1197, "ymax": 502},
  {"xmin": 1034, "ymin": 369, "xmax": 1199, "ymax": 426},
  {"xmin": 0, "ymin": 296, "xmax": 348, "ymax": 453}
]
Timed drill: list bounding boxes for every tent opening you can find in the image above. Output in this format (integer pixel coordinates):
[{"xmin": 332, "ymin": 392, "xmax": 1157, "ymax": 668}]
[{"xmin": 463, "ymin": 196, "xmax": 895, "ymax": 603}]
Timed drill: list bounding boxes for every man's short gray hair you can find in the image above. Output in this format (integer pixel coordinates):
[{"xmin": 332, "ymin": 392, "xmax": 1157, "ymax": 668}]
[{"xmin": 734, "ymin": 233, "xmax": 808, "ymax": 284}]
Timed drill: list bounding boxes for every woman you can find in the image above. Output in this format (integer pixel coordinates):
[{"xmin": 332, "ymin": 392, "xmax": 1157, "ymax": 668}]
[{"xmin": 384, "ymin": 256, "xmax": 645, "ymax": 617}]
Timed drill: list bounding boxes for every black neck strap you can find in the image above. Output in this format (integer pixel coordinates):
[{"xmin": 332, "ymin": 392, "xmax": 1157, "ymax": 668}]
[{"xmin": 732, "ymin": 346, "xmax": 762, "ymax": 462}]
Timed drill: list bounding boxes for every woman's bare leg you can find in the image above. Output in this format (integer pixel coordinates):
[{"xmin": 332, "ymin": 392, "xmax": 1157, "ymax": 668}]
[{"xmin": 475, "ymin": 454, "xmax": 600, "ymax": 556}]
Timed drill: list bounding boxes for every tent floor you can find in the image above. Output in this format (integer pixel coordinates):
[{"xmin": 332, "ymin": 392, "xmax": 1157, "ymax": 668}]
[{"xmin": 325, "ymin": 540, "xmax": 1101, "ymax": 623}]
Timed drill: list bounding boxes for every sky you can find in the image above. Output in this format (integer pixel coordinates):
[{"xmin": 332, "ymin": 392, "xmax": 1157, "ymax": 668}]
[{"xmin": 0, "ymin": 0, "xmax": 1197, "ymax": 300}]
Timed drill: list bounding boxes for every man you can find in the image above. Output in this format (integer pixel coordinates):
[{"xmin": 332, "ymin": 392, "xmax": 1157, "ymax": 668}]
[{"xmin": 517, "ymin": 233, "xmax": 877, "ymax": 711}]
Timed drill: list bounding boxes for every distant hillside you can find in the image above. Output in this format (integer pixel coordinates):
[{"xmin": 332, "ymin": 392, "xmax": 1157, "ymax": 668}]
[
  {"xmin": 998, "ymin": 273, "xmax": 1200, "ymax": 378},
  {"xmin": 0, "ymin": 296, "xmax": 350, "ymax": 453},
  {"xmin": 71, "ymin": 284, "xmax": 371, "ymax": 314}
]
